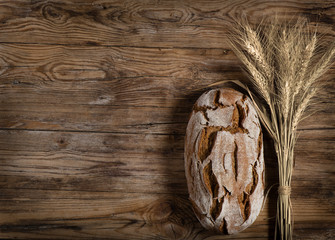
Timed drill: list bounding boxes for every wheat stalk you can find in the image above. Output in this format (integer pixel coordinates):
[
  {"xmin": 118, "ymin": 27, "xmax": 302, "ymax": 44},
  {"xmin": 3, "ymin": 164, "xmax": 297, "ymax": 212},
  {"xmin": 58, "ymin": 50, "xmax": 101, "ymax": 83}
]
[{"xmin": 228, "ymin": 17, "xmax": 335, "ymax": 240}]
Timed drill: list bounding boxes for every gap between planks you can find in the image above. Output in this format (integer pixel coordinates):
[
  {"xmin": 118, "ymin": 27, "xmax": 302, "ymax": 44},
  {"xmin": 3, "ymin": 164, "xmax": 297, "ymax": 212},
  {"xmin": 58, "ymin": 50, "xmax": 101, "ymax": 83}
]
[
  {"xmin": 0, "ymin": 41, "xmax": 232, "ymax": 50},
  {"xmin": 0, "ymin": 127, "xmax": 334, "ymax": 134}
]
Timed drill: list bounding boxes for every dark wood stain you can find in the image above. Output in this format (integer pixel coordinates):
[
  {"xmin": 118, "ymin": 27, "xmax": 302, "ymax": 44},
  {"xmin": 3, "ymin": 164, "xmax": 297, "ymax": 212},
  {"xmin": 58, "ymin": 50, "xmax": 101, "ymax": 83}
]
[{"xmin": 0, "ymin": 0, "xmax": 334, "ymax": 239}]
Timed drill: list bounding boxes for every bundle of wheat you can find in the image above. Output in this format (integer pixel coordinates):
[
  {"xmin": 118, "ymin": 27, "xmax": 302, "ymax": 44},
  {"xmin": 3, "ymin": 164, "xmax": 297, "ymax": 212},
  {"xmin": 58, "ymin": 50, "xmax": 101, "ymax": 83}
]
[{"xmin": 224, "ymin": 17, "xmax": 335, "ymax": 239}]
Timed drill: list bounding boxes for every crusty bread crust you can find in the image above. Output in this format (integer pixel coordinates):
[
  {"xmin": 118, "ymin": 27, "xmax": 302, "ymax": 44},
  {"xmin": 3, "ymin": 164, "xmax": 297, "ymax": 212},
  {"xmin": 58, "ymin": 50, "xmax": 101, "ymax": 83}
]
[{"xmin": 184, "ymin": 88, "xmax": 264, "ymax": 234}]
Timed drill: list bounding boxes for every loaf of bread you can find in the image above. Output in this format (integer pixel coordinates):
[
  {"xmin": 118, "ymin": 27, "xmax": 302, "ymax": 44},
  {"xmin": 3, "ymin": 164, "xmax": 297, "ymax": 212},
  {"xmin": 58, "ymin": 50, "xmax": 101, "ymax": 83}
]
[{"xmin": 184, "ymin": 88, "xmax": 264, "ymax": 234}]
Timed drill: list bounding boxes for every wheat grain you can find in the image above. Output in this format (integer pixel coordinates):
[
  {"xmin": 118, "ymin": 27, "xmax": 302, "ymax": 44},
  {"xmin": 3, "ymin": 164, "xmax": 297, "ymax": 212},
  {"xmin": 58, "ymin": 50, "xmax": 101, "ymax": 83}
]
[
  {"xmin": 293, "ymin": 34, "xmax": 317, "ymax": 97},
  {"xmin": 281, "ymin": 80, "xmax": 290, "ymax": 119},
  {"xmin": 292, "ymin": 88, "xmax": 316, "ymax": 131}
]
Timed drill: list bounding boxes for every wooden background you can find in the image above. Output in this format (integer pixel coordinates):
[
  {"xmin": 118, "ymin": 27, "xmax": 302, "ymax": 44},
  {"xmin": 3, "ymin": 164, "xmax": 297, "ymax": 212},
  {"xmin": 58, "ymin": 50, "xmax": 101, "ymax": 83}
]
[{"xmin": 0, "ymin": 0, "xmax": 334, "ymax": 239}]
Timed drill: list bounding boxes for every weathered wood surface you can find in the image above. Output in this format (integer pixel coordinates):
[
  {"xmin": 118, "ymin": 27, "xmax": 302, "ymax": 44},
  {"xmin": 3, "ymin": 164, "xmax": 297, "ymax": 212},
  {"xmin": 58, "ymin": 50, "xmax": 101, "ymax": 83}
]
[{"xmin": 0, "ymin": 0, "xmax": 334, "ymax": 239}]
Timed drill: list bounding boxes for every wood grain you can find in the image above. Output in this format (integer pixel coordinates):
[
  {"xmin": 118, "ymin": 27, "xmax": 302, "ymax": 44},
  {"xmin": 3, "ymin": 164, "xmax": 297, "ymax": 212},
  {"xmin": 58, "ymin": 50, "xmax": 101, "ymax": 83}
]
[
  {"xmin": 0, "ymin": 0, "xmax": 334, "ymax": 239},
  {"xmin": 0, "ymin": 129, "xmax": 333, "ymax": 239},
  {"xmin": 0, "ymin": 0, "xmax": 334, "ymax": 48},
  {"xmin": 0, "ymin": 43, "xmax": 333, "ymax": 134}
]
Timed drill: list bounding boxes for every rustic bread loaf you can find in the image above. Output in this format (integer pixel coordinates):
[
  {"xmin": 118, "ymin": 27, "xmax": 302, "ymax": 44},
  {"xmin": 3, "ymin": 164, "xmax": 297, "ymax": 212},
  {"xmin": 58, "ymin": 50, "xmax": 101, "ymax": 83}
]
[{"xmin": 184, "ymin": 88, "xmax": 264, "ymax": 234}]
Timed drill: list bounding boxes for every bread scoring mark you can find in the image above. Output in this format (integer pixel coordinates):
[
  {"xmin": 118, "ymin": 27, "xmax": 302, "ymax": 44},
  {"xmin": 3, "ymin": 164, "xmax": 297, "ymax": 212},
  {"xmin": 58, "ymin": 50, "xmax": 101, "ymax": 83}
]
[
  {"xmin": 213, "ymin": 90, "xmax": 229, "ymax": 108},
  {"xmin": 239, "ymin": 161, "xmax": 259, "ymax": 223},
  {"xmin": 223, "ymin": 186, "xmax": 232, "ymax": 196},
  {"xmin": 210, "ymin": 197, "xmax": 224, "ymax": 220},
  {"xmin": 198, "ymin": 127, "xmax": 219, "ymax": 162},
  {"xmin": 193, "ymin": 105, "xmax": 218, "ymax": 112},
  {"xmin": 193, "ymin": 130, "xmax": 202, "ymax": 153},
  {"xmin": 197, "ymin": 125, "xmax": 248, "ymax": 145},
  {"xmin": 245, "ymin": 104, "xmax": 249, "ymax": 116},
  {"xmin": 252, "ymin": 120, "xmax": 260, "ymax": 127},
  {"xmin": 236, "ymin": 102, "xmax": 246, "ymax": 128},
  {"xmin": 245, "ymin": 161, "xmax": 259, "ymax": 195},
  {"xmin": 232, "ymin": 104, "xmax": 240, "ymax": 128},
  {"xmin": 219, "ymin": 217, "xmax": 229, "ymax": 234},
  {"xmin": 192, "ymin": 104, "xmax": 218, "ymax": 125},
  {"xmin": 193, "ymin": 105, "xmax": 210, "ymax": 122},
  {"xmin": 222, "ymin": 153, "xmax": 226, "ymax": 171},
  {"xmin": 231, "ymin": 102, "xmax": 249, "ymax": 133},
  {"xmin": 202, "ymin": 163, "xmax": 225, "ymax": 222},
  {"xmin": 238, "ymin": 191, "xmax": 251, "ymax": 222},
  {"xmin": 202, "ymin": 162, "xmax": 219, "ymax": 198},
  {"xmin": 257, "ymin": 130, "xmax": 263, "ymax": 161},
  {"xmin": 231, "ymin": 141, "xmax": 238, "ymax": 181},
  {"xmin": 262, "ymin": 169, "xmax": 265, "ymax": 188},
  {"xmin": 202, "ymin": 110, "xmax": 210, "ymax": 122},
  {"xmin": 214, "ymin": 90, "xmax": 221, "ymax": 106}
]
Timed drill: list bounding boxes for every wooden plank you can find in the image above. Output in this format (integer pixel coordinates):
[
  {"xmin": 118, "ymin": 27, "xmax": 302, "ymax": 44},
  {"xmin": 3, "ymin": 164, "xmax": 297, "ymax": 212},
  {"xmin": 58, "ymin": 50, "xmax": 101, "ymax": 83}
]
[
  {"xmin": 0, "ymin": 43, "xmax": 238, "ymax": 79},
  {"xmin": 0, "ymin": 129, "xmax": 333, "ymax": 239},
  {"xmin": 0, "ymin": 43, "xmax": 333, "ymax": 133},
  {"xmin": 0, "ymin": 0, "xmax": 334, "ymax": 48},
  {"xmin": 0, "ymin": 78, "xmax": 333, "ymax": 133}
]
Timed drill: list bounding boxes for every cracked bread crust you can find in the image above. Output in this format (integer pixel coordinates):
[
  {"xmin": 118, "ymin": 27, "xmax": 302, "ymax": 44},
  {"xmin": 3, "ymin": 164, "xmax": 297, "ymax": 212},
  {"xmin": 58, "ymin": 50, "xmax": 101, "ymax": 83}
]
[{"xmin": 184, "ymin": 88, "xmax": 264, "ymax": 234}]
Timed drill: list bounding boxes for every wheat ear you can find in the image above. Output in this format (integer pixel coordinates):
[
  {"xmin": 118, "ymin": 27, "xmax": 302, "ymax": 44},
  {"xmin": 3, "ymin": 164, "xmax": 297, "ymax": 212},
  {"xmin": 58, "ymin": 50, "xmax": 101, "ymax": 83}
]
[
  {"xmin": 292, "ymin": 88, "xmax": 317, "ymax": 131},
  {"xmin": 303, "ymin": 43, "xmax": 335, "ymax": 93}
]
